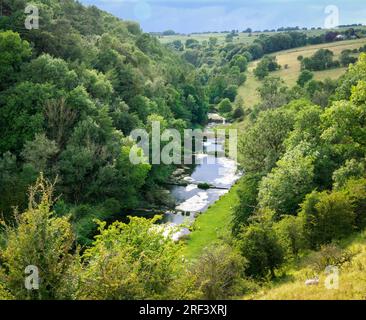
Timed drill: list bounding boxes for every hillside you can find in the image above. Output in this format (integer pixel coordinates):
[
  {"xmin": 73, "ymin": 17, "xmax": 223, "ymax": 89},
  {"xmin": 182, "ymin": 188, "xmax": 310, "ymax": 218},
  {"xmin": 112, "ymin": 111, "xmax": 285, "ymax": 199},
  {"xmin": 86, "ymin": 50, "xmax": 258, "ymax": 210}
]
[
  {"xmin": 250, "ymin": 231, "xmax": 366, "ymax": 300},
  {"xmin": 238, "ymin": 38, "xmax": 366, "ymax": 108},
  {"xmin": 0, "ymin": 0, "xmax": 208, "ymax": 244}
]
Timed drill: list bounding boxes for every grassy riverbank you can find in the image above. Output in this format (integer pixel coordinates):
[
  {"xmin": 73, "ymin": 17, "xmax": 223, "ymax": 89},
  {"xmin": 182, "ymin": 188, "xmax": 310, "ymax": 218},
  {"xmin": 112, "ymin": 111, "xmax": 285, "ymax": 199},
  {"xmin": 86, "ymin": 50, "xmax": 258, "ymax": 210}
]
[{"xmin": 183, "ymin": 182, "xmax": 240, "ymax": 260}]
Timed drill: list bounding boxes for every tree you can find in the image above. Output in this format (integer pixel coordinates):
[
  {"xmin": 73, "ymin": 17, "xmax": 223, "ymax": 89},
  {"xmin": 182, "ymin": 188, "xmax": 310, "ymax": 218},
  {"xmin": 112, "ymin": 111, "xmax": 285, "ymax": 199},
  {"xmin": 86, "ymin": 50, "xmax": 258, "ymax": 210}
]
[
  {"xmin": 218, "ymin": 98, "xmax": 233, "ymax": 114},
  {"xmin": 77, "ymin": 216, "xmax": 182, "ymax": 300},
  {"xmin": 257, "ymin": 76, "xmax": 289, "ymax": 109},
  {"xmin": 232, "ymin": 106, "xmax": 245, "ymax": 120},
  {"xmin": 223, "ymin": 85, "xmax": 238, "ymax": 102},
  {"xmin": 20, "ymin": 54, "xmax": 78, "ymax": 90},
  {"xmin": 21, "ymin": 133, "xmax": 59, "ymax": 175},
  {"xmin": 239, "ymin": 107, "xmax": 295, "ymax": 174},
  {"xmin": 254, "ymin": 56, "xmax": 280, "ymax": 80},
  {"xmin": 231, "ymin": 55, "xmax": 248, "ymax": 72},
  {"xmin": 233, "ymin": 173, "xmax": 262, "ymax": 235},
  {"xmin": 274, "ymin": 215, "xmax": 305, "ymax": 257},
  {"xmin": 239, "ymin": 210, "xmax": 285, "ymax": 278},
  {"xmin": 342, "ymin": 178, "xmax": 366, "ymax": 230},
  {"xmin": 0, "ymin": 175, "xmax": 76, "ymax": 300},
  {"xmin": 208, "ymin": 37, "xmax": 218, "ymax": 47},
  {"xmin": 0, "ymin": 82, "xmax": 55, "ymax": 154},
  {"xmin": 258, "ymin": 147, "xmax": 315, "ymax": 217},
  {"xmin": 299, "ymin": 190, "xmax": 355, "ymax": 249},
  {"xmin": 333, "ymin": 159, "xmax": 365, "ymax": 190},
  {"xmin": 0, "ymin": 31, "xmax": 31, "ymax": 90},
  {"xmin": 321, "ymin": 101, "xmax": 366, "ymax": 163},
  {"xmin": 301, "ymin": 49, "xmax": 335, "ymax": 71},
  {"xmin": 340, "ymin": 49, "xmax": 357, "ymax": 67},
  {"xmin": 297, "ymin": 70, "xmax": 314, "ymax": 87}
]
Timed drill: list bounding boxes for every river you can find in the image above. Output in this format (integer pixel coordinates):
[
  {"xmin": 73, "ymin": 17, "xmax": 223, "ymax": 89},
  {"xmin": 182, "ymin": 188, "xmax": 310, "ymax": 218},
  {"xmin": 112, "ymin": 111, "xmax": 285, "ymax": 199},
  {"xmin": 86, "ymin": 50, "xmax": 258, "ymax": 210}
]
[{"xmin": 163, "ymin": 122, "xmax": 241, "ymax": 239}]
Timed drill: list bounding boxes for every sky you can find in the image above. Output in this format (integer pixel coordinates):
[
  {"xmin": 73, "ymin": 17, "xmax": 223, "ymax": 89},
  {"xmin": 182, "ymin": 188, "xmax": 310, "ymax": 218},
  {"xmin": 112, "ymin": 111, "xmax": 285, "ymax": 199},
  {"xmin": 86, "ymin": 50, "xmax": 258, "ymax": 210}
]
[{"xmin": 79, "ymin": 0, "xmax": 366, "ymax": 34}]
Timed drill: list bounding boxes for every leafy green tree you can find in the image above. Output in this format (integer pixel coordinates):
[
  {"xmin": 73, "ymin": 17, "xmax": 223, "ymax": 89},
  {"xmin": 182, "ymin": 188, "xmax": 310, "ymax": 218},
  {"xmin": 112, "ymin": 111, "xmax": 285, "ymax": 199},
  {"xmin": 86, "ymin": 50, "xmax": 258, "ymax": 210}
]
[
  {"xmin": 257, "ymin": 76, "xmax": 289, "ymax": 109},
  {"xmin": 299, "ymin": 190, "xmax": 355, "ymax": 249},
  {"xmin": 0, "ymin": 82, "xmax": 55, "ymax": 154},
  {"xmin": 297, "ymin": 70, "xmax": 314, "ymax": 87},
  {"xmin": 254, "ymin": 56, "xmax": 280, "ymax": 80},
  {"xmin": 21, "ymin": 133, "xmax": 59, "ymax": 175},
  {"xmin": 218, "ymin": 98, "xmax": 233, "ymax": 114},
  {"xmin": 232, "ymin": 105, "xmax": 245, "ymax": 120},
  {"xmin": 274, "ymin": 215, "xmax": 305, "ymax": 257},
  {"xmin": 258, "ymin": 147, "xmax": 315, "ymax": 217},
  {"xmin": 341, "ymin": 178, "xmax": 366, "ymax": 230},
  {"xmin": 239, "ymin": 108, "xmax": 295, "ymax": 174},
  {"xmin": 20, "ymin": 54, "xmax": 78, "ymax": 90},
  {"xmin": 231, "ymin": 55, "xmax": 248, "ymax": 72},
  {"xmin": 233, "ymin": 173, "xmax": 262, "ymax": 235},
  {"xmin": 301, "ymin": 49, "xmax": 336, "ymax": 71},
  {"xmin": 77, "ymin": 216, "xmax": 181, "ymax": 300},
  {"xmin": 239, "ymin": 210, "xmax": 285, "ymax": 278},
  {"xmin": 333, "ymin": 159, "xmax": 365, "ymax": 190},
  {"xmin": 0, "ymin": 30, "xmax": 31, "ymax": 90},
  {"xmin": 321, "ymin": 101, "xmax": 366, "ymax": 163},
  {"xmin": 223, "ymin": 85, "xmax": 238, "ymax": 102}
]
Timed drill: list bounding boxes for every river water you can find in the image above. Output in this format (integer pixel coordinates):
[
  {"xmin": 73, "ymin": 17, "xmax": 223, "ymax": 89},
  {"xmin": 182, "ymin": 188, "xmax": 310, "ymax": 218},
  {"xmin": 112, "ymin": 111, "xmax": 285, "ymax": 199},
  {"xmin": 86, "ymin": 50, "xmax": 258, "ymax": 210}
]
[{"xmin": 163, "ymin": 127, "xmax": 241, "ymax": 229}]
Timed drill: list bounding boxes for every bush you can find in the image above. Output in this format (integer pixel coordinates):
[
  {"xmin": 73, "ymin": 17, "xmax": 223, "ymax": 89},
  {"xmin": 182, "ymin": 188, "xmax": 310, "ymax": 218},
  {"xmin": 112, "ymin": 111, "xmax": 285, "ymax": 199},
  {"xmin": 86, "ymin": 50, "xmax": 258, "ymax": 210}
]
[
  {"xmin": 297, "ymin": 70, "xmax": 314, "ymax": 87},
  {"xmin": 299, "ymin": 190, "xmax": 356, "ymax": 249},
  {"xmin": 178, "ymin": 244, "xmax": 247, "ymax": 300},
  {"xmin": 232, "ymin": 106, "xmax": 245, "ymax": 120},
  {"xmin": 342, "ymin": 178, "xmax": 366, "ymax": 230},
  {"xmin": 305, "ymin": 244, "xmax": 355, "ymax": 273},
  {"xmin": 239, "ymin": 211, "xmax": 285, "ymax": 278},
  {"xmin": 274, "ymin": 215, "xmax": 306, "ymax": 258},
  {"xmin": 218, "ymin": 98, "xmax": 233, "ymax": 114}
]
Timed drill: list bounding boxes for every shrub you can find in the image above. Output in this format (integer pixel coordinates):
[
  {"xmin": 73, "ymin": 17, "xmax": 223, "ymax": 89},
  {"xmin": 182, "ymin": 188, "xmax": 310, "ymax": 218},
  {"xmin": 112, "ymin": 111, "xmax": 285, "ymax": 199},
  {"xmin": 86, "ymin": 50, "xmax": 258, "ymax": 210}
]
[
  {"xmin": 274, "ymin": 215, "xmax": 306, "ymax": 258},
  {"xmin": 299, "ymin": 190, "xmax": 356, "ymax": 249},
  {"xmin": 218, "ymin": 98, "xmax": 233, "ymax": 114},
  {"xmin": 178, "ymin": 244, "xmax": 247, "ymax": 300},
  {"xmin": 305, "ymin": 244, "xmax": 355, "ymax": 273},
  {"xmin": 239, "ymin": 210, "xmax": 285, "ymax": 278},
  {"xmin": 342, "ymin": 178, "xmax": 366, "ymax": 230}
]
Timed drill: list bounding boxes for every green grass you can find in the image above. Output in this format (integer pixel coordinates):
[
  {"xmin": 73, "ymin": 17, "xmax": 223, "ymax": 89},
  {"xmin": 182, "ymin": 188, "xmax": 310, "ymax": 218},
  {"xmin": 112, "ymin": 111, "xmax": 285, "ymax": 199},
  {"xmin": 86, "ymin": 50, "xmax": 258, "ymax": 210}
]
[
  {"xmin": 238, "ymin": 39, "xmax": 366, "ymax": 109},
  {"xmin": 183, "ymin": 182, "xmax": 240, "ymax": 260},
  {"xmin": 248, "ymin": 230, "xmax": 366, "ymax": 300}
]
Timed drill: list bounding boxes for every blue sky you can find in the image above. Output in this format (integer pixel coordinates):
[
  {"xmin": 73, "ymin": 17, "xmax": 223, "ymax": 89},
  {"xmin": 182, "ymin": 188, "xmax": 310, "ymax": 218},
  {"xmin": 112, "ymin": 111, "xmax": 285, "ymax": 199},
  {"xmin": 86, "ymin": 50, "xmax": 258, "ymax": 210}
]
[{"xmin": 80, "ymin": 0, "xmax": 366, "ymax": 33}]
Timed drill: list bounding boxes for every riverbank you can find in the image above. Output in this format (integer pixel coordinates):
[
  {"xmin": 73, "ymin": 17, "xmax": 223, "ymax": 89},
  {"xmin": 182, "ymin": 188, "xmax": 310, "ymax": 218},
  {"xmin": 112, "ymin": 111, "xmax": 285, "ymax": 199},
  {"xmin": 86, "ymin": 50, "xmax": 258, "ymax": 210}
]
[{"xmin": 182, "ymin": 181, "xmax": 240, "ymax": 260}]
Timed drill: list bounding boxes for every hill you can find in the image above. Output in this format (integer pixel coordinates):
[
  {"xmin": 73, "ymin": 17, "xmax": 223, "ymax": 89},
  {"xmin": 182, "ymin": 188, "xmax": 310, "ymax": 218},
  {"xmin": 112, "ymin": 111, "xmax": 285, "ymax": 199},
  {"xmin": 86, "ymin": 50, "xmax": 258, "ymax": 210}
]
[
  {"xmin": 238, "ymin": 38, "xmax": 366, "ymax": 108},
  {"xmin": 249, "ymin": 231, "xmax": 366, "ymax": 300}
]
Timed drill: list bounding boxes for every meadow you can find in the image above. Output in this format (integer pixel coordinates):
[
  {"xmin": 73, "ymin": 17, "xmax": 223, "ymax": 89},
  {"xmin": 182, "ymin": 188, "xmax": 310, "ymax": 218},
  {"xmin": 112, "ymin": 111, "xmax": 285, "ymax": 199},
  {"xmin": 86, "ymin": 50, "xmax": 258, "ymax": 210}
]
[{"xmin": 238, "ymin": 38, "xmax": 366, "ymax": 108}]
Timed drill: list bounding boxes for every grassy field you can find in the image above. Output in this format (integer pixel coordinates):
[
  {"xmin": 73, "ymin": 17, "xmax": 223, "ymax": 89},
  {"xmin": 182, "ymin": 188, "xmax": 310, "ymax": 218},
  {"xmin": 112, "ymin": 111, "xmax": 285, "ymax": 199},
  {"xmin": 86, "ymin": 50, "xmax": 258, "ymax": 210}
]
[
  {"xmin": 249, "ymin": 230, "xmax": 366, "ymax": 300},
  {"xmin": 183, "ymin": 182, "xmax": 240, "ymax": 260},
  {"xmin": 238, "ymin": 38, "xmax": 366, "ymax": 108}
]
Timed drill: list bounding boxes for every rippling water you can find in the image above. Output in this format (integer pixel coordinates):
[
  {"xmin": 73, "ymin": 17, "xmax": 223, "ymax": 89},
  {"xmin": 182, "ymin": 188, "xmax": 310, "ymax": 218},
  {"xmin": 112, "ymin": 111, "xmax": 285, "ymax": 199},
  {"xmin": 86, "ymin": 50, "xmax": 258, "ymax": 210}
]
[{"xmin": 164, "ymin": 136, "xmax": 241, "ymax": 226}]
